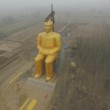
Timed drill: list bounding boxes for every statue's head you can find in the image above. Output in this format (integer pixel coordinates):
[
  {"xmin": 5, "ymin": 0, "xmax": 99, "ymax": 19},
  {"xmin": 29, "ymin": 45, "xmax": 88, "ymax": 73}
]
[{"xmin": 44, "ymin": 20, "xmax": 53, "ymax": 33}]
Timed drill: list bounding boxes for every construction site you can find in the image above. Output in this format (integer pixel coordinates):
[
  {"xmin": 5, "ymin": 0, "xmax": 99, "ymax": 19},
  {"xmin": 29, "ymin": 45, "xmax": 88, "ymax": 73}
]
[{"xmin": 0, "ymin": 1, "xmax": 110, "ymax": 110}]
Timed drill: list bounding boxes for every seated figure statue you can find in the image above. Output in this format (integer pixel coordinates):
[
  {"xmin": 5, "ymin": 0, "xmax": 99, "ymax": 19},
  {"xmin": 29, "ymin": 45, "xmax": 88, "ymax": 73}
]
[{"xmin": 35, "ymin": 20, "xmax": 61, "ymax": 81}]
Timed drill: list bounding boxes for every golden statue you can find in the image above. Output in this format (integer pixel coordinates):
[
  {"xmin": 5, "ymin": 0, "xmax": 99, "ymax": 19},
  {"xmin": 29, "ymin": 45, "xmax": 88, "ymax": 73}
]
[{"xmin": 35, "ymin": 20, "xmax": 61, "ymax": 81}]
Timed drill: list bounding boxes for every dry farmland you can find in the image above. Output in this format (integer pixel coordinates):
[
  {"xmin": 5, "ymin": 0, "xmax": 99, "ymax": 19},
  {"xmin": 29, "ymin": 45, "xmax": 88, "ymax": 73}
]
[{"xmin": 0, "ymin": 10, "xmax": 110, "ymax": 110}]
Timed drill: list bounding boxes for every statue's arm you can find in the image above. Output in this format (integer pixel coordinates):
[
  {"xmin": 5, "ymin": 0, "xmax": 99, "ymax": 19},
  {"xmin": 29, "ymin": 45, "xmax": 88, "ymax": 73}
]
[
  {"xmin": 51, "ymin": 35, "xmax": 61, "ymax": 54},
  {"xmin": 37, "ymin": 34, "xmax": 43, "ymax": 53}
]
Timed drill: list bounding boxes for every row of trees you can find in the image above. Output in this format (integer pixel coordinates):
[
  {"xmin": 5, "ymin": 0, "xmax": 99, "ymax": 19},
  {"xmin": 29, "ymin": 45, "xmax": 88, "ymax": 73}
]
[
  {"xmin": 0, "ymin": 31, "xmax": 7, "ymax": 39},
  {"xmin": 1, "ymin": 16, "xmax": 16, "ymax": 25},
  {"xmin": 0, "ymin": 16, "xmax": 15, "ymax": 39}
]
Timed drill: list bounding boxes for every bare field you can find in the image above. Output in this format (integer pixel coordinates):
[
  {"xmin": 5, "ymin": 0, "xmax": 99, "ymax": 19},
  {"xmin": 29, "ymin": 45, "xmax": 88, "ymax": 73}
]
[
  {"xmin": 50, "ymin": 22, "xmax": 110, "ymax": 110},
  {"xmin": 0, "ymin": 10, "xmax": 110, "ymax": 110}
]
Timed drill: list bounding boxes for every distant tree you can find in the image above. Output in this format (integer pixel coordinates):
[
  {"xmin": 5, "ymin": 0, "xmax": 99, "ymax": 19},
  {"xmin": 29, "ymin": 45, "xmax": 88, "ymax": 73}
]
[
  {"xmin": 1, "ymin": 16, "xmax": 16, "ymax": 25},
  {"xmin": 0, "ymin": 31, "xmax": 7, "ymax": 39}
]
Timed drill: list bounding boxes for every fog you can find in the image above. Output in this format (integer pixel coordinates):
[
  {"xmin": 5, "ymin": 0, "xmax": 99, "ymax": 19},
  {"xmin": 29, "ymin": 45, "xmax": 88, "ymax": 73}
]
[
  {"xmin": 0, "ymin": 0, "xmax": 110, "ymax": 24},
  {"xmin": 0, "ymin": 0, "xmax": 110, "ymax": 10}
]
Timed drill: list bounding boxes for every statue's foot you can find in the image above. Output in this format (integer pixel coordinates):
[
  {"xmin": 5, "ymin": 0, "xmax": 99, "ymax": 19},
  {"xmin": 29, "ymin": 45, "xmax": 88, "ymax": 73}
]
[
  {"xmin": 46, "ymin": 77, "xmax": 52, "ymax": 81},
  {"xmin": 35, "ymin": 74, "xmax": 41, "ymax": 79}
]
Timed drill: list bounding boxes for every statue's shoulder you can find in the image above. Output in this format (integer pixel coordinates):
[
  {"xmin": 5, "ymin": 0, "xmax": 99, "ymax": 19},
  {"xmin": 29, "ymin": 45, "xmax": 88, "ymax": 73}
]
[
  {"xmin": 52, "ymin": 32, "xmax": 61, "ymax": 38},
  {"xmin": 38, "ymin": 32, "xmax": 45, "ymax": 37}
]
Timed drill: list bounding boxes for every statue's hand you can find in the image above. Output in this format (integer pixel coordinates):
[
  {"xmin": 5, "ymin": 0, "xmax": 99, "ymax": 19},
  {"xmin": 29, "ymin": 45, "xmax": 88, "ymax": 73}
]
[
  {"xmin": 49, "ymin": 48, "xmax": 59, "ymax": 55},
  {"xmin": 49, "ymin": 50, "xmax": 54, "ymax": 55},
  {"xmin": 39, "ymin": 49, "xmax": 55, "ymax": 55},
  {"xmin": 39, "ymin": 48, "xmax": 43, "ymax": 54},
  {"xmin": 39, "ymin": 49, "xmax": 49, "ymax": 55}
]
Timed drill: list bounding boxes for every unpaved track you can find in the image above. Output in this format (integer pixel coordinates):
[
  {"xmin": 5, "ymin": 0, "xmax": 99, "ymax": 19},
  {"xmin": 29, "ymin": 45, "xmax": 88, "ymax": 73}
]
[{"xmin": 5, "ymin": 24, "xmax": 42, "ymax": 43}]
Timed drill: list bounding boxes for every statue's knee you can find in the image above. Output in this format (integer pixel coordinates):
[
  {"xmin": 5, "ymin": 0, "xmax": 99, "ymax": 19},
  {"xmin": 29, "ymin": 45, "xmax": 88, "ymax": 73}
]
[
  {"xmin": 35, "ymin": 57, "xmax": 42, "ymax": 62},
  {"xmin": 35, "ymin": 57, "xmax": 39, "ymax": 61},
  {"xmin": 45, "ymin": 59, "xmax": 53, "ymax": 64},
  {"xmin": 35, "ymin": 54, "xmax": 44, "ymax": 62}
]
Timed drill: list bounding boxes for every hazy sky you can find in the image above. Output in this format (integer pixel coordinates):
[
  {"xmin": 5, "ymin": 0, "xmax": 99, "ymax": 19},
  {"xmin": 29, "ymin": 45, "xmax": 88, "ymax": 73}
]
[{"xmin": 0, "ymin": 0, "xmax": 110, "ymax": 10}]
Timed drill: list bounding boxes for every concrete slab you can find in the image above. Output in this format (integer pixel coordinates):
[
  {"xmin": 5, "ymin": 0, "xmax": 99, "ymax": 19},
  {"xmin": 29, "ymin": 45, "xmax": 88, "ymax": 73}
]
[
  {"xmin": 26, "ymin": 78, "xmax": 56, "ymax": 91},
  {"xmin": 21, "ymin": 77, "xmax": 57, "ymax": 110}
]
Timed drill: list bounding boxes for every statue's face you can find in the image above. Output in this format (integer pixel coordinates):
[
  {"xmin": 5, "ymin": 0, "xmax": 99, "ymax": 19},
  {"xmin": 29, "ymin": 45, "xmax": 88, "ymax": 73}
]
[{"xmin": 45, "ymin": 25, "xmax": 52, "ymax": 33}]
